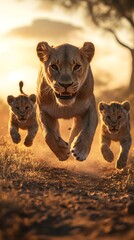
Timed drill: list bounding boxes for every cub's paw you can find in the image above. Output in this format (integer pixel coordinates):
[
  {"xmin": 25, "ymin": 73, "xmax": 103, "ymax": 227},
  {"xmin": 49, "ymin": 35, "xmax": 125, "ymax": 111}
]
[
  {"xmin": 11, "ymin": 133, "xmax": 21, "ymax": 144},
  {"xmin": 116, "ymin": 158, "xmax": 127, "ymax": 169},
  {"xmin": 24, "ymin": 137, "xmax": 33, "ymax": 147},
  {"xmin": 101, "ymin": 144, "xmax": 114, "ymax": 162},
  {"xmin": 71, "ymin": 136, "xmax": 90, "ymax": 161}
]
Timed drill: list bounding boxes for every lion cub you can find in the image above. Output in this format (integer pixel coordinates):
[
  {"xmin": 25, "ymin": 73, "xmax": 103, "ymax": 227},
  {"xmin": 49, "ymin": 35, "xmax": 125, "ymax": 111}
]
[
  {"xmin": 98, "ymin": 101, "xmax": 132, "ymax": 169},
  {"xmin": 7, "ymin": 81, "xmax": 38, "ymax": 147}
]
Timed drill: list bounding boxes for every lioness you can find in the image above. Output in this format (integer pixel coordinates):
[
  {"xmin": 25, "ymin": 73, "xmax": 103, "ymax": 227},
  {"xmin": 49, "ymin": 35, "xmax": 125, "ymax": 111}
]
[
  {"xmin": 36, "ymin": 42, "xmax": 98, "ymax": 161},
  {"xmin": 7, "ymin": 81, "xmax": 38, "ymax": 147},
  {"xmin": 98, "ymin": 101, "xmax": 132, "ymax": 169}
]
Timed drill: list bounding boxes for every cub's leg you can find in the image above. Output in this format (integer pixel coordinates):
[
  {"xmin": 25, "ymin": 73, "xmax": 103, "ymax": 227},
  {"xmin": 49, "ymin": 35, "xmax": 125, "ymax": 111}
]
[
  {"xmin": 9, "ymin": 124, "xmax": 21, "ymax": 144},
  {"xmin": 39, "ymin": 111, "xmax": 70, "ymax": 161},
  {"xmin": 24, "ymin": 123, "xmax": 38, "ymax": 147},
  {"xmin": 100, "ymin": 135, "xmax": 114, "ymax": 162},
  {"xmin": 116, "ymin": 136, "xmax": 132, "ymax": 169},
  {"xmin": 71, "ymin": 96, "xmax": 98, "ymax": 161}
]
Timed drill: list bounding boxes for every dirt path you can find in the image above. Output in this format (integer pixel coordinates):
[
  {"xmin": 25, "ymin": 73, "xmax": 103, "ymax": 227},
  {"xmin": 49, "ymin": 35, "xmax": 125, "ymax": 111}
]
[{"xmin": 0, "ymin": 157, "xmax": 134, "ymax": 240}]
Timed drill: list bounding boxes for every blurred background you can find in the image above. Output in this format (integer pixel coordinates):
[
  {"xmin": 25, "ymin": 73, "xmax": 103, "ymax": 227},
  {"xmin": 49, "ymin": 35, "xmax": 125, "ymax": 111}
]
[
  {"xmin": 0, "ymin": 0, "xmax": 133, "ymax": 100},
  {"xmin": 0, "ymin": 0, "xmax": 134, "ymax": 140}
]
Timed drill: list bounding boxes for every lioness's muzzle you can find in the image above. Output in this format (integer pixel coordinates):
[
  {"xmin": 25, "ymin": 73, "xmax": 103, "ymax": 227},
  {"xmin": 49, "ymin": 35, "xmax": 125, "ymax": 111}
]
[{"xmin": 55, "ymin": 91, "xmax": 76, "ymax": 100}]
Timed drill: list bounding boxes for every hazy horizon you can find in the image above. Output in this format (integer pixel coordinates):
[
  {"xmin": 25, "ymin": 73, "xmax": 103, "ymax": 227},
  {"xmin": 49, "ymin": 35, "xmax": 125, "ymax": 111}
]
[{"xmin": 0, "ymin": 0, "xmax": 131, "ymax": 101}]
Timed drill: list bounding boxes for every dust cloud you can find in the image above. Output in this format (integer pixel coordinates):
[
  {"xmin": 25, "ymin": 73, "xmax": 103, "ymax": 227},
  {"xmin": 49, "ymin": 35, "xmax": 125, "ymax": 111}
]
[
  {"xmin": 31, "ymin": 119, "xmax": 117, "ymax": 178},
  {"xmin": 1, "ymin": 98, "xmax": 133, "ymax": 176}
]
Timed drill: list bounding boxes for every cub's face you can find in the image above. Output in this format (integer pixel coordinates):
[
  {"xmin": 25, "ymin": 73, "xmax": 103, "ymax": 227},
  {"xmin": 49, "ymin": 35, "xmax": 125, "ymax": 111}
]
[
  {"xmin": 99, "ymin": 101, "xmax": 130, "ymax": 134},
  {"xmin": 7, "ymin": 94, "xmax": 36, "ymax": 123},
  {"xmin": 36, "ymin": 42, "xmax": 95, "ymax": 105}
]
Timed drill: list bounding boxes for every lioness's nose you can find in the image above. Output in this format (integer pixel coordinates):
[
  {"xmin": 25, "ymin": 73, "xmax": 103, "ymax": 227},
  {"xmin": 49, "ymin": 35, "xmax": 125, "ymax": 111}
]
[
  {"xmin": 59, "ymin": 82, "xmax": 73, "ymax": 88},
  {"xmin": 59, "ymin": 74, "xmax": 73, "ymax": 89}
]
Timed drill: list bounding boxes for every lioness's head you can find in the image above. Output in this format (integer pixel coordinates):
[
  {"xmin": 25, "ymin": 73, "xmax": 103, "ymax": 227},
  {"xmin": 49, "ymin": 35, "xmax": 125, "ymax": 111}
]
[
  {"xmin": 36, "ymin": 41, "xmax": 95, "ymax": 105},
  {"xmin": 99, "ymin": 101, "xmax": 130, "ymax": 134}
]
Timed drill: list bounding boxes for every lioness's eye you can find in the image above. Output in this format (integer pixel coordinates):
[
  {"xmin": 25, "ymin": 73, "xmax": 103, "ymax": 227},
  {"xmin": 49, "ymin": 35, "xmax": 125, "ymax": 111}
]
[
  {"xmin": 106, "ymin": 115, "xmax": 111, "ymax": 120},
  {"xmin": 15, "ymin": 106, "xmax": 19, "ymax": 110},
  {"xmin": 51, "ymin": 64, "xmax": 59, "ymax": 71},
  {"xmin": 73, "ymin": 64, "xmax": 81, "ymax": 71},
  {"xmin": 25, "ymin": 106, "xmax": 29, "ymax": 110},
  {"xmin": 117, "ymin": 116, "xmax": 122, "ymax": 119}
]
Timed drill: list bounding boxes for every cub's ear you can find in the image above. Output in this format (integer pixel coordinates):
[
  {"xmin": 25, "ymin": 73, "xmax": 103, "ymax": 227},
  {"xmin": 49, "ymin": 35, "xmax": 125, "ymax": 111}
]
[
  {"xmin": 98, "ymin": 101, "xmax": 108, "ymax": 112},
  {"xmin": 80, "ymin": 42, "xmax": 95, "ymax": 62},
  {"xmin": 36, "ymin": 42, "xmax": 53, "ymax": 62},
  {"xmin": 122, "ymin": 101, "xmax": 130, "ymax": 112},
  {"xmin": 7, "ymin": 95, "xmax": 15, "ymax": 106},
  {"xmin": 29, "ymin": 94, "xmax": 36, "ymax": 104}
]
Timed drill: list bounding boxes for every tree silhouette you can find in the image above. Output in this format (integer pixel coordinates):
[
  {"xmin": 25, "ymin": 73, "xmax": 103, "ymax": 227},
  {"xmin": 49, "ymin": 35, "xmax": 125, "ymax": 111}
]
[{"xmin": 49, "ymin": 0, "xmax": 134, "ymax": 92}]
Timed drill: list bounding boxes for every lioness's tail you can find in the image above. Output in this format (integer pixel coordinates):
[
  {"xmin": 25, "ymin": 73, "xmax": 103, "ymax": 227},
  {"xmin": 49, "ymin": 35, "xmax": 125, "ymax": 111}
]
[{"xmin": 19, "ymin": 81, "xmax": 27, "ymax": 95}]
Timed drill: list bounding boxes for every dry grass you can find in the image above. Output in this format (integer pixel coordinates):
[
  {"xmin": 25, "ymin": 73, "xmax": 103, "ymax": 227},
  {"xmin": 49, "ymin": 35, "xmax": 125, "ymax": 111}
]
[{"xmin": 0, "ymin": 135, "xmax": 134, "ymax": 240}]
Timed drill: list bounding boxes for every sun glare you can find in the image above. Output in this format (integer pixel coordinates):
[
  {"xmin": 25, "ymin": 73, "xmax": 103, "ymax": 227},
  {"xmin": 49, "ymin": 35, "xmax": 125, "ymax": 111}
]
[
  {"xmin": 0, "ymin": 67, "xmax": 37, "ymax": 102},
  {"xmin": 0, "ymin": 0, "xmax": 132, "ymax": 102},
  {"xmin": 0, "ymin": 0, "xmax": 37, "ymax": 35}
]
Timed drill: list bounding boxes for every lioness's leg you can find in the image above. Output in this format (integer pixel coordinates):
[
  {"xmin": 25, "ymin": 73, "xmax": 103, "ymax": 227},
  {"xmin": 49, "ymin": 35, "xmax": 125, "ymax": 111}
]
[
  {"xmin": 24, "ymin": 123, "xmax": 38, "ymax": 147},
  {"xmin": 69, "ymin": 116, "xmax": 82, "ymax": 146},
  {"xmin": 100, "ymin": 135, "xmax": 114, "ymax": 162},
  {"xmin": 116, "ymin": 136, "xmax": 132, "ymax": 169},
  {"xmin": 71, "ymin": 96, "xmax": 98, "ymax": 161},
  {"xmin": 39, "ymin": 111, "xmax": 70, "ymax": 160},
  {"xmin": 10, "ymin": 125, "xmax": 21, "ymax": 144}
]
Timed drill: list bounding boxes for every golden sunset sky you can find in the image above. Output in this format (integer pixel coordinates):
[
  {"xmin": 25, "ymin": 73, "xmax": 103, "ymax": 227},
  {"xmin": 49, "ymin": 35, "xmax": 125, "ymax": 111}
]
[{"xmin": 0, "ymin": 0, "xmax": 131, "ymax": 101}]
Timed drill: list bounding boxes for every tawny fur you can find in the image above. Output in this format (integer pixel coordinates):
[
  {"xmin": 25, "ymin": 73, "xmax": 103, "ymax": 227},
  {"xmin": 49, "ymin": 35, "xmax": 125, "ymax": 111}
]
[
  {"xmin": 36, "ymin": 41, "xmax": 98, "ymax": 161},
  {"xmin": 7, "ymin": 81, "xmax": 38, "ymax": 147},
  {"xmin": 98, "ymin": 101, "xmax": 132, "ymax": 169}
]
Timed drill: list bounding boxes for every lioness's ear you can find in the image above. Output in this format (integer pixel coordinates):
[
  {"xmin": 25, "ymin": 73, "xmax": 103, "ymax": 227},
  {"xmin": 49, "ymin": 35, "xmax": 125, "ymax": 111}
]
[
  {"xmin": 29, "ymin": 94, "xmax": 36, "ymax": 104},
  {"xmin": 122, "ymin": 101, "xmax": 130, "ymax": 112},
  {"xmin": 7, "ymin": 95, "xmax": 15, "ymax": 106},
  {"xmin": 36, "ymin": 42, "xmax": 52, "ymax": 62},
  {"xmin": 98, "ymin": 101, "xmax": 108, "ymax": 112},
  {"xmin": 80, "ymin": 42, "xmax": 95, "ymax": 62}
]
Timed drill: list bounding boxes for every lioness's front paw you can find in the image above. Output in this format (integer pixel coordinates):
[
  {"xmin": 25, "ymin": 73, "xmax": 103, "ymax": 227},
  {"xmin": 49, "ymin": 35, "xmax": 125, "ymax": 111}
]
[
  {"xmin": 46, "ymin": 134, "xmax": 70, "ymax": 161},
  {"xmin": 71, "ymin": 137, "xmax": 90, "ymax": 161},
  {"xmin": 56, "ymin": 138, "xmax": 70, "ymax": 161},
  {"xmin": 11, "ymin": 133, "xmax": 21, "ymax": 144},
  {"xmin": 101, "ymin": 144, "xmax": 114, "ymax": 162}
]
